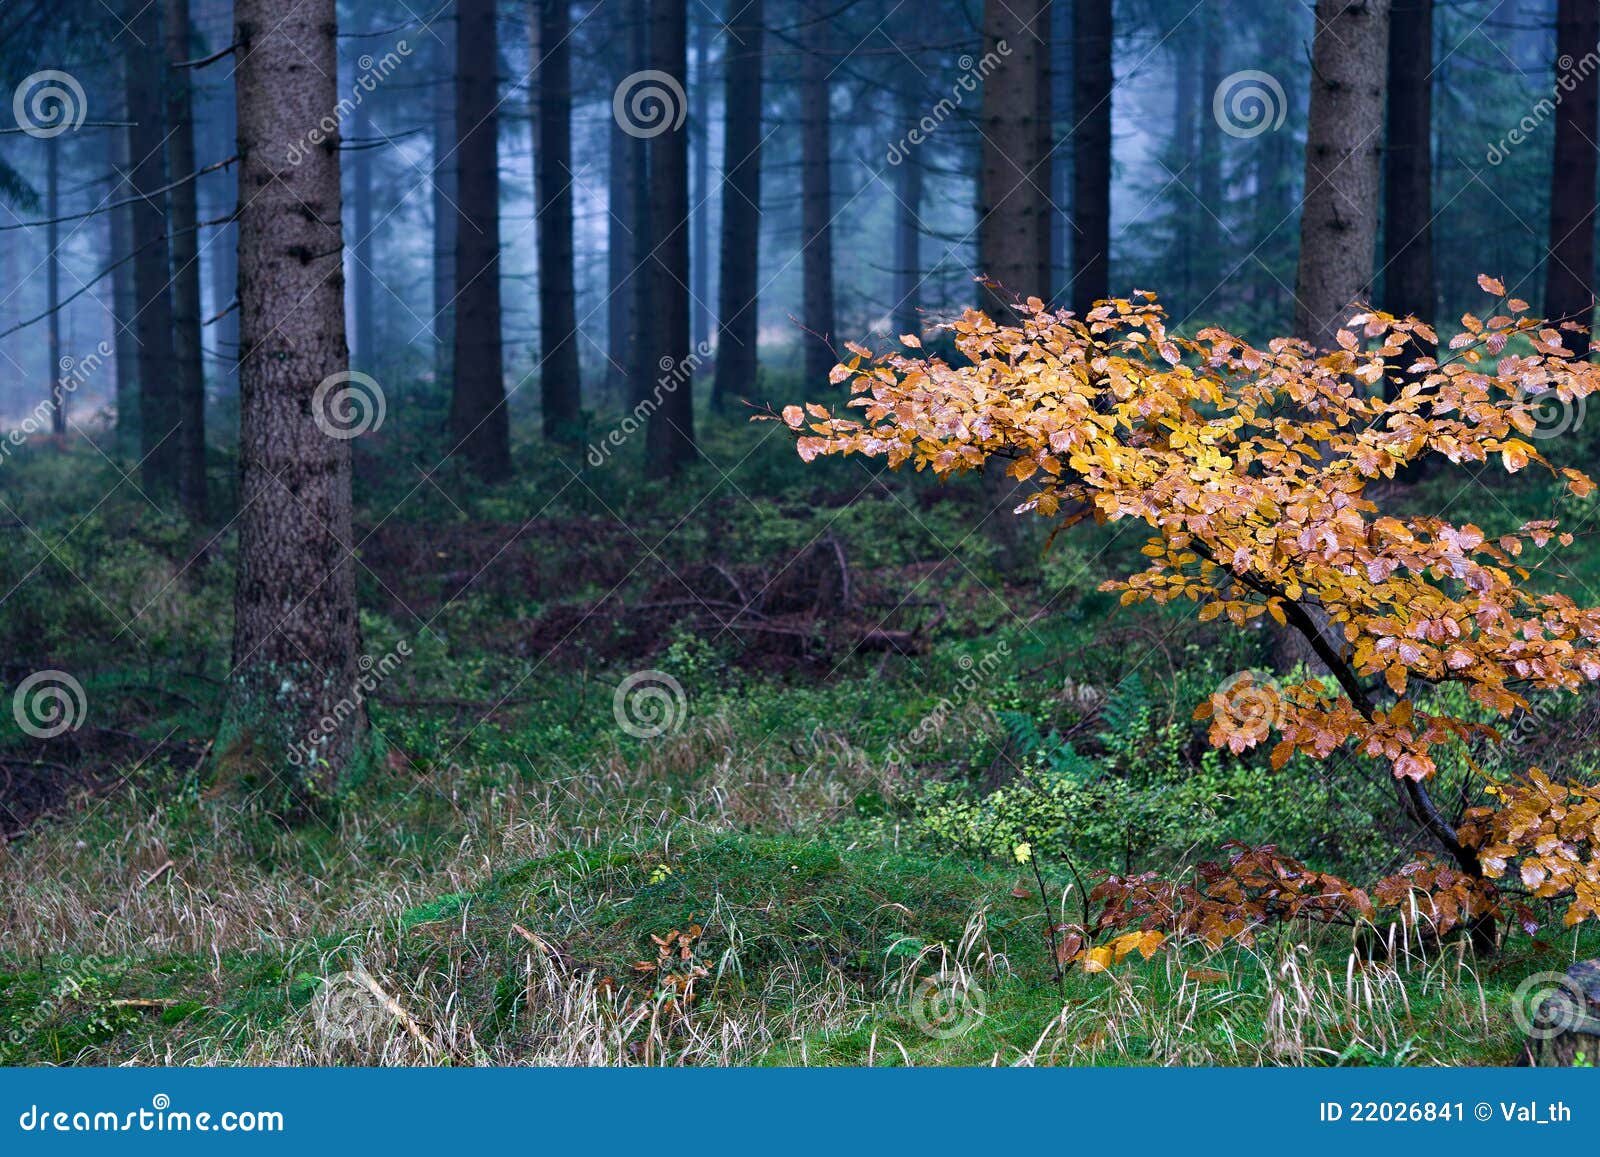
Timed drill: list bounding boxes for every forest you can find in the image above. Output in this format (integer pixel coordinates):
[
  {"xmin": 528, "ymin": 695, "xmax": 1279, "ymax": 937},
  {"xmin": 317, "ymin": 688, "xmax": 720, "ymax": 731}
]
[{"xmin": 1, "ymin": 0, "xmax": 1600, "ymax": 1069}]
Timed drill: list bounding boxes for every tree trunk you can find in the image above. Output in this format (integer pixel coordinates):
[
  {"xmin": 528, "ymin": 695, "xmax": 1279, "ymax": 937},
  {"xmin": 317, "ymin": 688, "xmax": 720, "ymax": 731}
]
[
  {"xmin": 710, "ymin": 0, "xmax": 763, "ymax": 409},
  {"xmin": 166, "ymin": 0, "xmax": 208, "ymax": 517},
  {"xmin": 1382, "ymin": 0, "xmax": 1436, "ymax": 386},
  {"xmin": 799, "ymin": 0, "xmax": 835, "ymax": 388},
  {"xmin": 626, "ymin": 0, "xmax": 655, "ymax": 407},
  {"xmin": 46, "ymin": 138, "xmax": 63, "ymax": 436},
  {"xmin": 1070, "ymin": 0, "xmax": 1112, "ymax": 314},
  {"xmin": 534, "ymin": 0, "xmax": 582, "ymax": 441},
  {"xmin": 892, "ymin": 77, "xmax": 922, "ymax": 340},
  {"xmin": 1544, "ymin": 0, "xmax": 1598, "ymax": 358},
  {"xmin": 643, "ymin": 0, "xmax": 695, "ymax": 478},
  {"xmin": 978, "ymin": 0, "xmax": 1047, "ymax": 316},
  {"xmin": 606, "ymin": 0, "xmax": 637, "ymax": 403},
  {"xmin": 205, "ymin": 73, "xmax": 240, "ymax": 401},
  {"xmin": 1293, "ymin": 0, "xmax": 1390, "ymax": 350},
  {"xmin": 432, "ymin": 18, "xmax": 457, "ymax": 387},
  {"xmin": 1197, "ymin": 1, "xmax": 1222, "ymax": 266},
  {"xmin": 224, "ymin": 0, "xmax": 366, "ymax": 804},
  {"xmin": 349, "ymin": 77, "xmax": 375, "ymax": 371},
  {"xmin": 124, "ymin": 0, "xmax": 181, "ymax": 496},
  {"xmin": 1519, "ymin": 960, "xmax": 1600, "ymax": 1066},
  {"xmin": 109, "ymin": 71, "xmax": 140, "ymax": 455},
  {"xmin": 450, "ymin": 0, "xmax": 512, "ymax": 480},
  {"xmin": 691, "ymin": 13, "xmax": 712, "ymax": 351}
]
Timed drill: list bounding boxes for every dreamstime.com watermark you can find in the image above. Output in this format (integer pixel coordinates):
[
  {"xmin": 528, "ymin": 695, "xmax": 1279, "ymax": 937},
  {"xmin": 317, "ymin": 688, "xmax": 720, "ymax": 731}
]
[
  {"xmin": 11, "ymin": 669, "xmax": 86, "ymax": 739},
  {"xmin": 586, "ymin": 341, "xmax": 710, "ymax": 466},
  {"xmin": 886, "ymin": 44, "xmax": 1010, "ymax": 166},
  {"xmin": 17, "ymin": 1095, "xmax": 283, "ymax": 1135},
  {"xmin": 613, "ymin": 69, "xmax": 687, "ymax": 138},
  {"xmin": 884, "ymin": 642, "xmax": 1011, "ymax": 766},
  {"xmin": 1212, "ymin": 70, "xmax": 1287, "ymax": 139},
  {"xmin": 312, "ymin": 370, "xmax": 386, "ymax": 439},
  {"xmin": 0, "ymin": 341, "xmax": 112, "ymax": 463},
  {"xmin": 286, "ymin": 641, "xmax": 411, "ymax": 768},
  {"xmin": 285, "ymin": 42, "xmax": 413, "ymax": 165},
  {"xmin": 1511, "ymin": 970, "xmax": 1600, "ymax": 1041},
  {"xmin": 1487, "ymin": 48, "xmax": 1600, "ymax": 165},
  {"xmin": 11, "ymin": 70, "xmax": 86, "ymax": 138},
  {"xmin": 1, "ymin": 956, "xmax": 115, "ymax": 1061},
  {"xmin": 612, "ymin": 669, "xmax": 688, "ymax": 739}
]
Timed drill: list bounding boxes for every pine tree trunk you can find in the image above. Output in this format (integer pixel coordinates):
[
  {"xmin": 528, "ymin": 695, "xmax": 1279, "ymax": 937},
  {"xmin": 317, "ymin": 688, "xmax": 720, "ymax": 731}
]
[
  {"xmin": 165, "ymin": 0, "xmax": 208, "ymax": 517},
  {"xmin": 225, "ymin": 0, "xmax": 366, "ymax": 803},
  {"xmin": 691, "ymin": 14, "xmax": 711, "ymax": 352},
  {"xmin": 1293, "ymin": 0, "xmax": 1390, "ymax": 350},
  {"xmin": 1382, "ymin": 0, "xmax": 1436, "ymax": 382},
  {"xmin": 534, "ymin": 0, "xmax": 582, "ymax": 441},
  {"xmin": 643, "ymin": 0, "xmax": 695, "ymax": 477},
  {"xmin": 799, "ymin": 0, "xmax": 835, "ymax": 388},
  {"xmin": 978, "ymin": 0, "xmax": 1047, "ymax": 316},
  {"xmin": 432, "ymin": 19, "xmax": 457, "ymax": 387},
  {"xmin": 108, "ymin": 72, "xmax": 140, "ymax": 456},
  {"xmin": 124, "ymin": 0, "xmax": 181, "ymax": 495},
  {"xmin": 1070, "ymin": 0, "xmax": 1112, "ymax": 314},
  {"xmin": 46, "ymin": 138, "xmax": 63, "ymax": 436},
  {"xmin": 1545, "ymin": 0, "xmax": 1598, "ymax": 358},
  {"xmin": 449, "ymin": 0, "xmax": 511, "ymax": 480},
  {"xmin": 606, "ymin": 0, "xmax": 637, "ymax": 404},
  {"xmin": 1197, "ymin": 2, "xmax": 1222, "ymax": 265},
  {"xmin": 710, "ymin": 0, "xmax": 763, "ymax": 409},
  {"xmin": 626, "ymin": 0, "xmax": 655, "ymax": 407}
]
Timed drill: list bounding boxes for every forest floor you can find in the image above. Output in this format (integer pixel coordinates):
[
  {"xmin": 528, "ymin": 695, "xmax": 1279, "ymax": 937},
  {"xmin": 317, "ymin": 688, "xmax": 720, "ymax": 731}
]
[{"xmin": 2, "ymin": 406, "xmax": 1598, "ymax": 1066}]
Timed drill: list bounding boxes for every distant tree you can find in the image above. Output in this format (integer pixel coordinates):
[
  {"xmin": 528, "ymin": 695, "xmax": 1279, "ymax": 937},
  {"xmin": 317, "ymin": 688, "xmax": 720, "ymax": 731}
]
[
  {"xmin": 349, "ymin": 62, "xmax": 375, "ymax": 372},
  {"xmin": 710, "ymin": 0, "xmax": 764, "ymax": 409},
  {"xmin": 224, "ymin": 0, "xmax": 366, "ymax": 803},
  {"xmin": 533, "ymin": 0, "xmax": 582, "ymax": 441},
  {"xmin": 45, "ymin": 138, "xmax": 62, "ymax": 435},
  {"xmin": 691, "ymin": 14, "xmax": 712, "ymax": 351},
  {"xmin": 891, "ymin": 71, "xmax": 922, "ymax": 341},
  {"xmin": 431, "ymin": 16, "xmax": 457, "ymax": 387},
  {"xmin": 978, "ymin": 0, "xmax": 1049, "ymax": 315},
  {"xmin": 165, "ymin": 0, "xmax": 207, "ymax": 516},
  {"xmin": 1070, "ymin": 0, "xmax": 1111, "ymax": 314},
  {"xmin": 123, "ymin": 0, "xmax": 181, "ymax": 496},
  {"xmin": 1544, "ymin": 0, "xmax": 1598, "ymax": 359},
  {"xmin": 1293, "ymin": 0, "xmax": 1389, "ymax": 348},
  {"xmin": 108, "ymin": 68, "xmax": 139, "ymax": 455},
  {"xmin": 625, "ymin": 0, "xmax": 656, "ymax": 407},
  {"xmin": 606, "ymin": 0, "xmax": 639, "ymax": 402},
  {"xmin": 643, "ymin": 0, "xmax": 695, "ymax": 477},
  {"xmin": 449, "ymin": 0, "xmax": 511, "ymax": 480},
  {"xmin": 798, "ymin": 0, "xmax": 835, "ymax": 388},
  {"xmin": 1382, "ymin": 0, "xmax": 1436, "ymax": 377}
]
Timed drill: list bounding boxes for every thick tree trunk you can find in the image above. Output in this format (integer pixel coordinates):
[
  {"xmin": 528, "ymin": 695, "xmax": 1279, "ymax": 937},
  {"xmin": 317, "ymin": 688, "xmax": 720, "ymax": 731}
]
[
  {"xmin": 799, "ymin": 0, "xmax": 835, "ymax": 388},
  {"xmin": 892, "ymin": 78, "xmax": 922, "ymax": 340},
  {"xmin": 432, "ymin": 18, "xmax": 457, "ymax": 386},
  {"xmin": 109, "ymin": 73, "xmax": 140, "ymax": 454},
  {"xmin": 224, "ymin": 0, "xmax": 366, "ymax": 803},
  {"xmin": 1545, "ymin": 0, "xmax": 1599, "ymax": 358},
  {"xmin": 534, "ymin": 0, "xmax": 582, "ymax": 441},
  {"xmin": 710, "ymin": 0, "xmax": 763, "ymax": 409},
  {"xmin": 1070, "ymin": 0, "xmax": 1112, "ymax": 314},
  {"xmin": 449, "ymin": 0, "xmax": 511, "ymax": 480},
  {"xmin": 643, "ymin": 0, "xmax": 695, "ymax": 478},
  {"xmin": 1382, "ymin": 0, "xmax": 1436, "ymax": 386},
  {"xmin": 1293, "ymin": 0, "xmax": 1390, "ymax": 349},
  {"xmin": 166, "ymin": 0, "xmax": 208, "ymax": 517},
  {"xmin": 124, "ymin": 0, "xmax": 181, "ymax": 495},
  {"xmin": 691, "ymin": 14, "xmax": 712, "ymax": 351},
  {"xmin": 349, "ymin": 81, "xmax": 375, "ymax": 371},
  {"xmin": 978, "ymin": 0, "xmax": 1048, "ymax": 316},
  {"xmin": 46, "ymin": 138, "xmax": 63, "ymax": 436}
]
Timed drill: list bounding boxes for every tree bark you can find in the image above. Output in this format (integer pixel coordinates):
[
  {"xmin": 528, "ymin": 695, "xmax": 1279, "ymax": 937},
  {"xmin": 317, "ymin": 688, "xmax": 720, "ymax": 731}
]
[
  {"xmin": 1545, "ymin": 0, "xmax": 1599, "ymax": 359},
  {"xmin": 978, "ymin": 0, "xmax": 1048, "ymax": 316},
  {"xmin": 124, "ymin": 0, "xmax": 181, "ymax": 496},
  {"xmin": 432, "ymin": 18, "xmax": 457, "ymax": 387},
  {"xmin": 449, "ymin": 0, "xmax": 512, "ymax": 480},
  {"xmin": 710, "ymin": 0, "xmax": 763, "ymax": 409},
  {"xmin": 643, "ymin": 0, "xmax": 695, "ymax": 477},
  {"xmin": 534, "ymin": 0, "xmax": 582, "ymax": 441},
  {"xmin": 1382, "ymin": 0, "xmax": 1436, "ymax": 388},
  {"xmin": 1070, "ymin": 0, "xmax": 1112, "ymax": 315},
  {"xmin": 224, "ymin": 0, "xmax": 366, "ymax": 803},
  {"xmin": 1293, "ymin": 0, "xmax": 1390, "ymax": 350},
  {"xmin": 166, "ymin": 0, "xmax": 208, "ymax": 517},
  {"xmin": 799, "ymin": 0, "xmax": 835, "ymax": 388}
]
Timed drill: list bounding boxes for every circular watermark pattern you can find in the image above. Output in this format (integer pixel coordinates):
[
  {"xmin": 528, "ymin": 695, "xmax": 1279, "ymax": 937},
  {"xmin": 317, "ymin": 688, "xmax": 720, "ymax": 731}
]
[
  {"xmin": 12, "ymin": 670, "xmax": 86, "ymax": 739},
  {"xmin": 909, "ymin": 974, "xmax": 987, "ymax": 1039},
  {"xmin": 151, "ymin": 1093, "xmax": 171, "ymax": 1111},
  {"xmin": 313, "ymin": 971, "xmax": 387, "ymax": 1045},
  {"xmin": 1212, "ymin": 70, "xmax": 1287, "ymax": 139},
  {"xmin": 612, "ymin": 70, "xmax": 687, "ymax": 139},
  {"xmin": 1526, "ymin": 390, "xmax": 1584, "ymax": 440},
  {"xmin": 1511, "ymin": 970, "xmax": 1588, "ymax": 1040},
  {"xmin": 12, "ymin": 71, "xmax": 87, "ymax": 139},
  {"xmin": 612, "ymin": 670, "xmax": 687, "ymax": 739},
  {"xmin": 311, "ymin": 370, "xmax": 386, "ymax": 439},
  {"xmin": 1210, "ymin": 670, "xmax": 1285, "ymax": 744}
]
